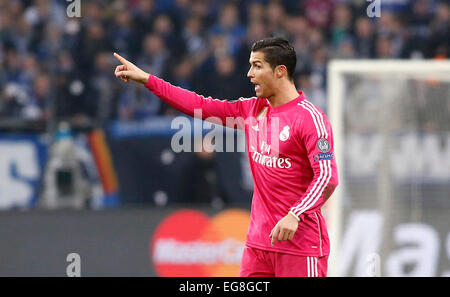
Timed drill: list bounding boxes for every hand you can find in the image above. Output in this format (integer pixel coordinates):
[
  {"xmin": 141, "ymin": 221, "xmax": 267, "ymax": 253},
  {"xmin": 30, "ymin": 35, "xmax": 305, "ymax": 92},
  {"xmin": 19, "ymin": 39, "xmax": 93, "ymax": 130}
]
[
  {"xmin": 269, "ymin": 213, "xmax": 299, "ymax": 246},
  {"xmin": 113, "ymin": 52, "xmax": 150, "ymax": 85}
]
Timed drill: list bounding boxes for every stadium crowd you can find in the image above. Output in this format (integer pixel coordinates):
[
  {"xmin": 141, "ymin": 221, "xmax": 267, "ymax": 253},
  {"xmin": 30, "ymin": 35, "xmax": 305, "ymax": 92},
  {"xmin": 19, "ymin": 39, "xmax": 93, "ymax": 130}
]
[{"xmin": 0, "ymin": 0, "xmax": 448, "ymax": 125}]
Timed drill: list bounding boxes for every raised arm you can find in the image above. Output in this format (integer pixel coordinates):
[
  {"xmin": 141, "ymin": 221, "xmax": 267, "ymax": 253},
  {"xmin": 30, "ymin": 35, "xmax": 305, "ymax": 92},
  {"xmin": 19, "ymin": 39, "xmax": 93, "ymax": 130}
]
[{"xmin": 113, "ymin": 53, "xmax": 255, "ymax": 128}]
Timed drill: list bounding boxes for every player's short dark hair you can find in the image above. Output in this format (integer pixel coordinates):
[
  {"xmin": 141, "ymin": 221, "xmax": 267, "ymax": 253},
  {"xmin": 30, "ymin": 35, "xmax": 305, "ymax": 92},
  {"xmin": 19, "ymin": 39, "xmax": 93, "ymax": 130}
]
[{"xmin": 251, "ymin": 37, "xmax": 297, "ymax": 81}]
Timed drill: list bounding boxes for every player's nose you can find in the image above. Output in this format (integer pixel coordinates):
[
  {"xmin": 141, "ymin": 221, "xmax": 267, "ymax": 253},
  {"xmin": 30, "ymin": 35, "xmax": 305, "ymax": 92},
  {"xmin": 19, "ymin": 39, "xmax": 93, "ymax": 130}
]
[{"xmin": 247, "ymin": 68, "xmax": 254, "ymax": 78}]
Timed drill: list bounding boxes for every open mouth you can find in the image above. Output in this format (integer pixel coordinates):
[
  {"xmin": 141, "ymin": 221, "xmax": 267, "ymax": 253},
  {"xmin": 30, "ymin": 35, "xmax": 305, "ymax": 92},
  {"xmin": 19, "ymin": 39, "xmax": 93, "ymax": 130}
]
[{"xmin": 252, "ymin": 81, "xmax": 261, "ymax": 92}]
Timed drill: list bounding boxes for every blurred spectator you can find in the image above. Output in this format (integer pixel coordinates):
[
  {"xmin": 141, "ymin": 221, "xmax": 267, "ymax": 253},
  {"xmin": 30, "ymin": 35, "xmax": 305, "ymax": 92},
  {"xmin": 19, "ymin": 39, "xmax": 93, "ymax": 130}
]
[
  {"xmin": 429, "ymin": 2, "xmax": 449, "ymax": 58},
  {"xmin": 92, "ymin": 52, "xmax": 117, "ymax": 122},
  {"xmin": 209, "ymin": 2, "xmax": 246, "ymax": 55},
  {"xmin": 247, "ymin": 1, "xmax": 265, "ymax": 24},
  {"xmin": 54, "ymin": 51, "xmax": 98, "ymax": 126},
  {"xmin": 295, "ymin": 70, "xmax": 326, "ymax": 112},
  {"xmin": 153, "ymin": 14, "xmax": 186, "ymax": 57},
  {"xmin": 22, "ymin": 54, "xmax": 39, "ymax": 89},
  {"xmin": 265, "ymin": 0, "xmax": 288, "ymax": 37},
  {"xmin": 117, "ymin": 82, "xmax": 162, "ymax": 120},
  {"xmin": 162, "ymin": 56, "xmax": 195, "ymax": 116},
  {"xmin": 166, "ymin": 0, "xmax": 192, "ymax": 32},
  {"xmin": 333, "ymin": 37, "xmax": 356, "ymax": 59},
  {"xmin": 288, "ymin": 17, "xmax": 313, "ymax": 72},
  {"xmin": 0, "ymin": 9, "xmax": 14, "ymax": 50},
  {"xmin": 8, "ymin": 11, "xmax": 32, "ymax": 55},
  {"xmin": 189, "ymin": 0, "xmax": 212, "ymax": 21},
  {"xmin": 131, "ymin": 0, "xmax": 156, "ymax": 57},
  {"xmin": 22, "ymin": 73, "xmax": 50, "ymax": 120},
  {"xmin": 331, "ymin": 3, "xmax": 352, "ymax": 48},
  {"xmin": 310, "ymin": 44, "xmax": 328, "ymax": 99},
  {"xmin": 3, "ymin": 48, "xmax": 30, "ymax": 96},
  {"xmin": 376, "ymin": 34, "xmax": 396, "ymax": 59},
  {"xmin": 236, "ymin": 19, "xmax": 267, "ymax": 78},
  {"xmin": 0, "ymin": 83, "xmax": 27, "ymax": 117},
  {"xmin": 194, "ymin": 33, "xmax": 229, "ymax": 91},
  {"xmin": 202, "ymin": 53, "xmax": 247, "ymax": 100},
  {"xmin": 182, "ymin": 15, "xmax": 209, "ymax": 66},
  {"xmin": 110, "ymin": 10, "xmax": 137, "ymax": 59},
  {"xmin": 38, "ymin": 22, "xmax": 65, "ymax": 61},
  {"xmin": 179, "ymin": 138, "xmax": 226, "ymax": 207},
  {"xmin": 138, "ymin": 33, "xmax": 169, "ymax": 78},
  {"xmin": 411, "ymin": 0, "xmax": 433, "ymax": 30},
  {"xmin": 377, "ymin": 12, "xmax": 404, "ymax": 57},
  {"xmin": 354, "ymin": 17, "xmax": 375, "ymax": 58},
  {"xmin": 79, "ymin": 1, "xmax": 103, "ymax": 27},
  {"xmin": 301, "ymin": 0, "xmax": 334, "ymax": 29},
  {"xmin": 23, "ymin": 0, "xmax": 65, "ymax": 29},
  {"xmin": 167, "ymin": 57, "xmax": 195, "ymax": 90},
  {"xmin": 75, "ymin": 21, "xmax": 114, "ymax": 78},
  {"xmin": 117, "ymin": 33, "xmax": 167, "ymax": 120}
]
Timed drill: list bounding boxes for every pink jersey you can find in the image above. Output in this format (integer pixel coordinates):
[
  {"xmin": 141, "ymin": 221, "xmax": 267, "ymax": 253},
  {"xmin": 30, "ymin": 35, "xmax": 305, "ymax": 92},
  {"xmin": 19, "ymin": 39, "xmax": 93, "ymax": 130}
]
[{"xmin": 145, "ymin": 74, "xmax": 338, "ymax": 257}]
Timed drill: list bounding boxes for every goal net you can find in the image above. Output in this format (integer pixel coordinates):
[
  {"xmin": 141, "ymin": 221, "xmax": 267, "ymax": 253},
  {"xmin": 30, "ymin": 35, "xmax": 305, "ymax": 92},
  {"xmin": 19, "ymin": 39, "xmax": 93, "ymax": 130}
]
[{"xmin": 327, "ymin": 60, "xmax": 450, "ymax": 277}]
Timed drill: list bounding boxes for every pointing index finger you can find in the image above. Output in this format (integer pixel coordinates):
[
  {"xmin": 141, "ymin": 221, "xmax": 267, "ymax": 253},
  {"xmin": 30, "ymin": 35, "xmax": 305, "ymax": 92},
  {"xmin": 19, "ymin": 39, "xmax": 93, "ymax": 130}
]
[{"xmin": 113, "ymin": 52, "xmax": 128, "ymax": 64}]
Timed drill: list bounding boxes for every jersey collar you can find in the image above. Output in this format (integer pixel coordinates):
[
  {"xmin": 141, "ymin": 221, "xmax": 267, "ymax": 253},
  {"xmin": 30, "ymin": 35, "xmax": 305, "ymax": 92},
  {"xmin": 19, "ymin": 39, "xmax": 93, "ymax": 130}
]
[{"xmin": 266, "ymin": 91, "xmax": 306, "ymax": 113}]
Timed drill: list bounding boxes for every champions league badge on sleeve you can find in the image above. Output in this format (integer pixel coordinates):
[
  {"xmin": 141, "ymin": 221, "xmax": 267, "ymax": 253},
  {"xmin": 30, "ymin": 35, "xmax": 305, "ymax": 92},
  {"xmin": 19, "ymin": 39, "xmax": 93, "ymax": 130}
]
[
  {"xmin": 316, "ymin": 138, "xmax": 330, "ymax": 153},
  {"xmin": 313, "ymin": 152, "xmax": 334, "ymax": 162}
]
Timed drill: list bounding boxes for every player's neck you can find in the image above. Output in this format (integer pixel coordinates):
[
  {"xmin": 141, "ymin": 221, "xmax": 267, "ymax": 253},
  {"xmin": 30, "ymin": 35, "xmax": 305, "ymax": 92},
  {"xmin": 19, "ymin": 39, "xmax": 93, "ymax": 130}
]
[{"xmin": 267, "ymin": 81, "xmax": 299, "ymax": 108}]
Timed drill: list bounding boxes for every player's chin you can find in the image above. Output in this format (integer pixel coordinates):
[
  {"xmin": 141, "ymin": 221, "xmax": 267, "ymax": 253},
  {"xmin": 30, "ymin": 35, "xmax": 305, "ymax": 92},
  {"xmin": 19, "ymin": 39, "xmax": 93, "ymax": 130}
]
[{"xmin": 255, "ymin": 88, "xmax": 264, "ymax": 98}]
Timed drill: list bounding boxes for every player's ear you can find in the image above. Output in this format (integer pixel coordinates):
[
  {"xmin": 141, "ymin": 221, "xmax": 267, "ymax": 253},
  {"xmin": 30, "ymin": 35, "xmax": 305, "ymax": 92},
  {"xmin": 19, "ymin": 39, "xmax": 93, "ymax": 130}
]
[{"xmin": 275, "ymin": 65, "xmax": 287, "ymax": 79}]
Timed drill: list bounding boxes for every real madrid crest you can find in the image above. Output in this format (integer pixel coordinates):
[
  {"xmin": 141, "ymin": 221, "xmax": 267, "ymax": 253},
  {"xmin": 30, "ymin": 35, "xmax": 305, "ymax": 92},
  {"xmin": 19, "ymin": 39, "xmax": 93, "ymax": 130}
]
[{"xmin": 279, "ymin": 125, "xmax": 290, "ymax": 141}]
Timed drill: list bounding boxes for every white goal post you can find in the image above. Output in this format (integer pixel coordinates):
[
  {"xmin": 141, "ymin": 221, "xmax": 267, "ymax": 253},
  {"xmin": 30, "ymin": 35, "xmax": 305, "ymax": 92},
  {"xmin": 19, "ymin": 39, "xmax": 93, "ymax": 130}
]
[{"xmin": 326, "ymin": 60, "xmax": 450, "ymax": 277}]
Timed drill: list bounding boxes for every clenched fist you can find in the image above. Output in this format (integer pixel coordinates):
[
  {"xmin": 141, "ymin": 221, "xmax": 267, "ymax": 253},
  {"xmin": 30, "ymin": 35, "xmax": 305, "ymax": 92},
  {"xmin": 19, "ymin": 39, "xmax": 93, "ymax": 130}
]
[{"xmin": 269, "ymin": 212, "xmax": 299, "ymax": 246}]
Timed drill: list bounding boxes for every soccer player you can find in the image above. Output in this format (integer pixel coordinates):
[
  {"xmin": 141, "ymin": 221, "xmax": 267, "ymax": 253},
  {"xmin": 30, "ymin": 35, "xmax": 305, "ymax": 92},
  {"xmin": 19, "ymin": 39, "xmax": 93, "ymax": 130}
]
[{"xmin": 113, "ymin": 37, "xmax": 338, "ymax": 277}]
